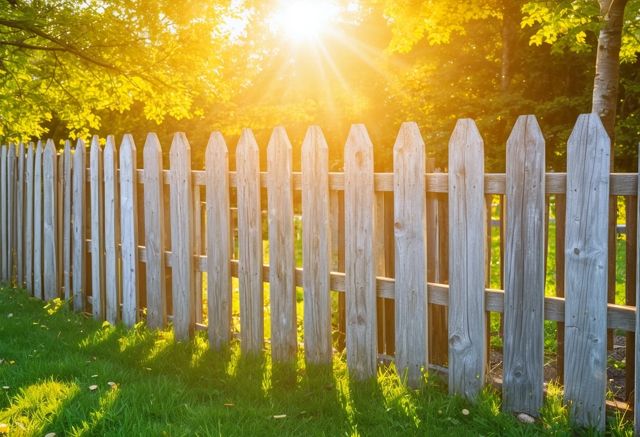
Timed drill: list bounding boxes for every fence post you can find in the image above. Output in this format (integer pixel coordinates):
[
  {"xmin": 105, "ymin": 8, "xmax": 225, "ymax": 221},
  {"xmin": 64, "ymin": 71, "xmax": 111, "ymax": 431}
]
[
  {"xmin": 119, "ymin": 135, "xmax": 139, "ymax": 327},
  {"xmin": 564, "ymin": 113, "xmax": 609, "ymax": 431},
  {"xmin": 344, "ymin": 124, "xmax": 377, "ymax": 380},
  {"xmin": 205, "ymin": 132, "xmax": 232, "ymax": 349},
  {"xmin": 393, "ymin": 122, "xmax": 428, "ymax": 388},
  {"xmin": 33, "ymin": 141, "xmax": 44, "ymax": 299},
  {"xmin": 267, "ymin": 127, "xmax": 297, "ymax": 362},
  {"xmin": 169, "ymin": 132, "xmax": 194, "ymax": 341},
  {"xmin": 24, "ymin": 143, "xmax": 34, "ymax": 293},
  {"xmin": 89, "ymin": 136, "xmax": 105, "ymax": 319},
  {"xmin": 104, "ymin": 136, "xmax": 120, "ymax": 324},
  {"xmin": 448, "ymin": 119, "xmax": 486, "ymax": 400},
  {"xmin": 302, "ymin": 126, "xmax": 332, "ymax": 365},
  {"xmin": 502, "ymin": 115, "xmax": 545, "ymax": 415},
  {"xmin": 16, "ymin": 143, "xmax": 24, "ymax": 287},
  {"xmin": 236, "ymin": 129, "xmax": 264, "ymax": 355},
  {"xmin": 143, "ymin": 133, "xmax": 167, "ymax": 329},
  {"xmin": 43, "ymin": 140, "xmax": 58, "ymax": 301}
]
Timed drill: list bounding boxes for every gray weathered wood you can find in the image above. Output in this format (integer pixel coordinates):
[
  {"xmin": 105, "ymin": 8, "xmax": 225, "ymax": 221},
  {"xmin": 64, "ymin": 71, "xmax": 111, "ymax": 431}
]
[
  {"xmin": 33, "ymin": 141, "xmax": 44, "ymax": 299},
  {"xmin": 0, "ymin": 145, "xmax": 6, "ymax": 282},
  {"xmin": 7, "ymin": 144, "xmax": 15, "ymax": 282},
  {"xmin": 301, "ymin": 126, "xmax": 332, "ymax": 365},
  {"xmin": 193, "ymin": 185, "xmax": 203, "ymax": 324},
  {"xmin": 43, "ymin": 140, "xmax": 58, "ymax": 300},
  {"xmin": 104, "ymin": 136, "xmax": 119, "ymax": 324},
  {"xmin": 62, "ymin": 141, "xmax": 73, "ymax": 302},
  {"xmin": 448, "ymin": 119, "xmax": 486, "ymax": 400},
  {"xmin": 236, "ymin": 129, "xmax": 264, "ymax": 354},
  {"xmin": 169, "ymin": 132, "xmax": 195, "ymax": 340},
  {"xmin": 24, "ymin": 143, "xmax": 34, "ymax": 293},
  {"xmin": 16, "ymin": 143, "xmax": 25, "ymax": 286},
  {"xmin": 502, "ymin": 115, "xmax": 545, "ymax": 415},
  {"xmin": 635, "ymin": 140, "xmax": 640, "ymax": 434},
  {"xmin": 563, "ymin": 113, "xmax": 610, "ymax": 431},
  {"xmin": 72, "ymin": 139, "xmax": 86, "ymax": 311},
  {"xmin": 90, "ymin": 136, "xmax": 106, "ymax": 319},
  {"xmin": 143, "ymin": 133, "xmax": 167, "ymax": 329},
  {"xmin": 393, "ymin": 122, "xmax": 428, "ymax": 388},
  {"xmin": 267, "ymin": 126, "xmax": 297, "ymax": 362},
  {"xmin": 205, "ymin": 132, "xmax": 232, "ymax": 349},
  {"xmin": 120, "ymin": 134, "xmax": 139, "ymax": 327},
  {"xmin": 344, "ymin": 124, "xmax": 377, "ymax": 379}
]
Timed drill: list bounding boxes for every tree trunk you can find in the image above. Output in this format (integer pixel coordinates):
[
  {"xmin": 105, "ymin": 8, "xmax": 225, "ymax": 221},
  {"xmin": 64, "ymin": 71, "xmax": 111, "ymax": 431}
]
[
  {"xmin": 592, "ymin": 0, "xmax": 628, "ymax": 145},
  {"xmin": 500, "ymin": 0, "xmax": 521, "ymax": 92}
]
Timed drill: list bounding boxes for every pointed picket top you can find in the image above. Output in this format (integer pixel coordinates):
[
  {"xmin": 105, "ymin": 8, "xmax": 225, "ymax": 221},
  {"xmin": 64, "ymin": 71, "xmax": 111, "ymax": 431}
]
[
  {"xmin": 104, "ymin": 135, "xmax": 116, "ymax": 155},
  {"xmin": 144, "ymin": 132, "xmax": 162, "ymax": 158},
  {"xmin": 206, "ymin": 131, "xmax": 228, "ymax": 158},
  {"xmin": 393, "ymin": 122, "xmax": 424, "ymax": 154},
  {"xmin": 345, "ymin": 124, "xmax": 374, "ymax": 164},
  {"xmin": 44, "ymin": 139, "xmax": 55, "ymax": 155},
  {"xmin": 170, "ymin": 131, "xmax": 190, "ymax": 158},
  {"xmin": 449, "ymin": 119, "xmax": 483, "ymax": 155},
  {"xmin": 302, "ymin": 125, "xmax": 329, "ymax": 155},
  {"xmin": 121, "ymin": 134, "xmax": 135, "ymax": 156},
  {"xmin": 64, "ymin": 139, "xmax": 71, "ymax": 154},
  {"xmin": 267, "ymin": 126, "xmax": 292, "ymax": 159},
  {"xmin": 568, "ymin": 113, "xmax": 610, "ymax": 152},
  {"xmin": 36, "ymin": 139, "xmax": 43, "ymax": 153},
  {"xmin": 237, "ymin": 128, "xmax": 259, "ymax": 155},
  {"xmin": 506, "ymin": 115, "xmax": 544, "ymax": 156},
  {"xmin": 90, "ymin": 135, "xmax": 101, "ymax": 159}
]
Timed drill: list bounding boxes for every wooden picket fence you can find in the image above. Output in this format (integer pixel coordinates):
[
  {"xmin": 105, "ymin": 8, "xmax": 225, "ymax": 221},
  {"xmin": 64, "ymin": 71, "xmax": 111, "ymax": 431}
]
[{"xmin": 0, "ymin": 113, "xmax": 638, "ymax": 431}]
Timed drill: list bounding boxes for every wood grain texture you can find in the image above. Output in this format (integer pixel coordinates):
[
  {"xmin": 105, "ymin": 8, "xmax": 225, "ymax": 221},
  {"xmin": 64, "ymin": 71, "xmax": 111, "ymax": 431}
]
[
  {"xmin": 236, "ymin": 129, "xmax": 264, "ymax": 355},
  {"xmin": 71, "ymin": 139, "xmax": 86, "ymax": 310},
  {"xmin": 393, "ymin": 122, "xmax": 428, "ymax": 388},
  {"xmin": 143, "ymin": 133, "xmax": 167, "ymax": 329},
  {"xmin": 267, "ymin": 127, "xmax": 297, "ymax": 362},
  {"xmin": 448, "ymin": 119, "xmax": 486, "ymax": 400},
  {"xmin": 205, "ymin": 132, "xmax": 232, "ymax": 349},
  {"xmin": 502, "ymin": 115, "xmax": 545, "ymax": 414},
  {"xmin": 90, "ymin": 136, "xmax": 106, "ymax": 319},
  {"xmin": 193, "ymin": 185, "xmax": 203, "ymax": 324},
  {"xmin": 0, "ymin": 145, "xmax": 7, "ymax": 282},
  {"xmin": 104, "ymin": 136, "xmax": 120, "ymax": 324},
  {"xmin": 301, "ymin": 126, "xmax": 332, "ymax": 365},
  {"xmin": 344, "ymin": 124, "xmax": 377, "ymax": 379},
  {"xmin": 6, "ymin": 144, "xmax": 15, "ymax": 282},
  {"xmin": 563, "ymin": 113, "xmax": 610, "ymax": 431},
  {"xmin": 16, "ymin": 143, "xmax": 24, "ymax": 286},
  {"xmin": 120, "ymin": 135, "xmax": 139, "ymax": 327},
  {"xmin": 61, "ymin": 141, "xmax": 73, "ymax": 302},
  {"xmin": 43, "ymin": 140, "xmax": 58, "ymax": 300},
  {"xmin": 635, "ymin": 142, "xmax": 640, "ymax": 434},
  {"xmin": 23, "ymin": 143, "xmax": 34, "ymax": 293},
  {"xmin": 33, "ymin": 141, "xmax": 44, "ymax": 299},
  {"xmin": 169, "ymin": 132, "xmax": 195, "ymax": 341}
]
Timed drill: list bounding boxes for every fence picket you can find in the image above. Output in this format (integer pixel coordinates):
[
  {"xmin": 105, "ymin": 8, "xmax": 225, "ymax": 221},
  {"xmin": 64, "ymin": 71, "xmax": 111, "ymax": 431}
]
[
  {"xmin": 502, "ymin": 115, "xmax": 545, "ymax": 414},
  {"xmin": 393, "ymin": 122, "xmax": 427, "ymax": 388},
  {"xmin": 448, "ymin": 119, "xmax": 486, "ymax": 400},
  {"xmin": 267, "ymin": 127, "xmax": 297, "ymax": 362},
  {"xmin": 61, "ymin": 141, "xmax": 73, "ymax": 302},
  {"xmin": 89, "ymin": 136, "xmax": 106, "ymax": 319},
  {"xmin": 16, "ymin": 143, "xmax": 24, "ymax": 286},
  {"xmin": 72, "ymin": 139, "xmax": 86, "ymax": 311},
  {"xmin": 120, "ymin": 135, "xmax": 139, "ymax": 327},
  {"xmin": 169, "ymin": 133, "xmax": 194, "ymax": 340},
  {"xmin": 205, "ymin": 132, "xmax": 232, "ymax": 349},
  {"xmin": 43, "ymin": 140, "xmax": 58, "ymax": 300},
  {"xmin": 7, "ymin": 144, "xmax": 16, "ymax": 282},
  {"xmin": 104, "ymin": 136, "xmax": 119, "ymax": 324},
  {"xmin": 0, "ymin": 145, "xmax": 7, "ymax": 282},
  {"xmin": 24, "ymin": 144, "xmax": 34, "ymax": 293},
  {"xmin": 143, "ymin": 133, "xmax": 167, "ymax": 329},
  {"xmin": 193, "ymin": 185, "xmax": 203, "ymax": 324},
  {"xmin": 564, "ymin": 114, "xmax": 609, "ymax": 431},
  {"xmin": 33, "ymin": 141, "xmax": 44, "ymax": 299},
  {"xmin": 636, "ymin": 142, "xmax": 640, "ymax": 435},
  {"xmin": 344, "ymin": 124, "xmax": 377, "ymax": 379},
  {"xmin": 302, "ymin": 126, "xmax": 332, "ymax": 365},
  {"xmin": 236, "ymin": 129, "xmax": 263, "ymax": 354}
]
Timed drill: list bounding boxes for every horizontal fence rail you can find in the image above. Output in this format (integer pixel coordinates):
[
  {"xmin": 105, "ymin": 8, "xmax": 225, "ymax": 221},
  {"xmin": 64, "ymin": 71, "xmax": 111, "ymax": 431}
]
[{"xmin": 0, "ymin": 113, "xmax": 638, "ymax": 432}]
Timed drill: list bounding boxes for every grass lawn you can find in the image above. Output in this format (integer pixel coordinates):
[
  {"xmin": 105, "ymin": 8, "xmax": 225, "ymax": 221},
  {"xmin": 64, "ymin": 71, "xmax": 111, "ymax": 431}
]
[{"xmin": 0, "ymin": 288, "xmax": 634, "ymax": 436}]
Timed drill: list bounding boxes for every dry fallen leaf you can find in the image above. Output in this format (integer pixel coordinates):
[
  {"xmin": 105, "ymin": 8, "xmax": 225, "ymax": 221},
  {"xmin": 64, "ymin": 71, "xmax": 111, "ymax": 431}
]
[
  {"xmin": 461, "ymin": 409, "xmax": 470, "ymax": 416},
  {"xmin": 0, "ymin": 423, "xmax": 8, "ymax": 434},
  {"xmin": 2, "ymin": 386, "xmax": 9, "ymax": 390},
  {"xmin": 223, "ymin": 403, "xmax": 235, "ymax": 408},
  {"xmin": 44, "ymin": 433, "xmax": 57, "ymax": 437},
  {"xmin": 107, "ymin": 382, "xmax": 117, "ymax": 390},
  {"xmin": 91, "ymin": 375, "xmax": 98, "ymax": 378},
  {"xmin": 273, "ymin": 415, "xmax": 287, "ymax": 419},
  {"xmin": 517, "ymin": 413, "xmax": 535, "ymax": 424},
  {"xmin": 89, "ymin": 385, "xmax": 98, "ymax": 391}
]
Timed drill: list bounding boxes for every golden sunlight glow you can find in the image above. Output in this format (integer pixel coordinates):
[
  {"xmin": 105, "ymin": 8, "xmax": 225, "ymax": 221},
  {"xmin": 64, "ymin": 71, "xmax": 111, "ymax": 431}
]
[{"xmin": 270, "ymin": 1, "xmax": 340, "ymax": 43}]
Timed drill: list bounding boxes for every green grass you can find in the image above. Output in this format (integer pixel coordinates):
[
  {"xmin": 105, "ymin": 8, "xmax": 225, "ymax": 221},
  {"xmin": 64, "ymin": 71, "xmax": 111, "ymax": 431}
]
[{"xmin": 0, "ymin": 288, "xmax": 633, "ymax": 436}]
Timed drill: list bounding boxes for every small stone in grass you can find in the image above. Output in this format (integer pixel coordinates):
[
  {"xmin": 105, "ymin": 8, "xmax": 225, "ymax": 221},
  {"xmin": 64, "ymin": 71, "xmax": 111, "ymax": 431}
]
[
  {"xmin": 517, "ymin": 413, "xmax": 535, "ymax": 424},
  {"xmin": 7, "ymin": 313, "xmax": 12, "ymax": 318},
  {"xmin": 44, "ymin": 433, "xmax": 57, "ymax": 437},
  {"xmin": 89, "ymin": 385, "xmax": 98, "ymax": 391},
  {"xmin": 461, "ymin": 409, "xmax": 470, "ymax": 416}
]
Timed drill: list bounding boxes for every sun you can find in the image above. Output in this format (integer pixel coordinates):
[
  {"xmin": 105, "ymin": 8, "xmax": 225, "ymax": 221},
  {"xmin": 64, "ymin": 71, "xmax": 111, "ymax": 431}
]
[{"xmin": 270, "ymin": 1, "xmax": 340, "ymax": 43}]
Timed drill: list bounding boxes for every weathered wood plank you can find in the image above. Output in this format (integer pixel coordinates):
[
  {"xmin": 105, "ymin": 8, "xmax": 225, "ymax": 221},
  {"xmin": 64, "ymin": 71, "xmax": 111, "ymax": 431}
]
[
  {"xmin": 344, "ymin": 124, "xmax": 377, "ymax": 379},
  {"xmin": 61, "ymin": 141, "xmax": 73, "ymax": 302},
  {"xmin": 625, "ymin": 194, "xmax": 636, "ymax": 402},
  {"xmin": 43, "ymin": 140, "xmax": 58, "ymax": 300},
  {"xmin": 393, "ymin": 122, "xmax": 428, "ymax": 388},
  {"xmin": 120, "ymin": 135, "xmax": 139, "ymax": 327},
  {"xmin": 72, "ymin": 139, "xmax": 86, "ymax": 311},
  {"xmin": 104, "ymin": 136, "xmax": 119, "ymax": 324},
  {"xmin": 205, "ymin": 132, "xmax": 232, "ymax": 349},
  {"xmin": 16, "ymin": 143, "xmax": 25, "ymax": 287},
  {"xmin": 448, "ymin": 119, "xmax": 486, "ymax": 400},
  {"xmin": 7, "ymin": 144, "xmax": 16, "ymax": 282},
  {"xmin": 0, "ymin": 145, "xmax": 7, "ymax": 282},
  {"xmin": 563, "ymin": 113, "xmax": 610, "ymax": 431},
  {"xmin": 23, "ymin": 143, "xmax": 34, "ymax": 293},
  {"xmin": 33, "ymin": 141, "xmax": 44, "ymax": 299},
  {"xmin": 90, "ymin": 136, "xmax": 106, "ymax": 319},
  {"xmin": 502, "ymin": 115, "xmax": 545, "ymax": 415},
  {"xmin": 267, "ymin": 127, "xmax": 297, "ymax": 362},
  {"xmin": 193, "ymin": 184, "xmax": 203, "ymax": 324},
  {"xmin": 302, "ymin": 126, "xmax": 332, "ymax": 365},
  {"xmin": 635, "ymin": 142, "xmax": 640, "ymax": 434},
  {"xmin": 56, "ymin": 146, "xmax": 64, "ymax": 297},
  {"xmin": 143, "ymin": 133, "xmax": 167, "ymax": 329},
  {"xmin": 169, "ymin": 133, "xmax": 195, "ymax": 340},
  {"xmin": 236, "ymin": 129, "xmax": 264, "ymax": 354}
]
